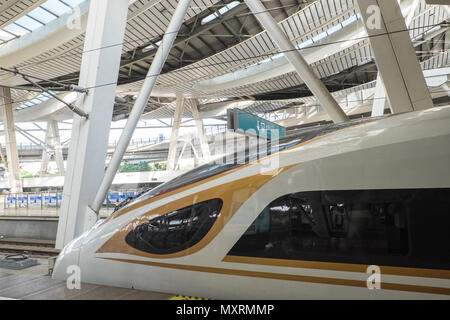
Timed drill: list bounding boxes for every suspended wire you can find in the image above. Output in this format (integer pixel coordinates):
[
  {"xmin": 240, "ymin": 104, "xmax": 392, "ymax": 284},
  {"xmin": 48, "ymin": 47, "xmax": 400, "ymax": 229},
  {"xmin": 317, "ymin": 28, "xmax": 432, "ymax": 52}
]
[
  {"xmin": 0, "ymin": 67, "xmax": 447, "ymax": 110},
  {"xmin": 0, "ymin": 22, "xmax": 447, "ymax": 108},
  {"xmin": 1, "ymin": 83, "xmax": 449, "ymax": 111},
  {"xmin": 0, "ymin": 1, "xmax": 318, "ymax": 73},
  {"xmin": 80, "ymin": 23, "xmax": 450, "ymax": 91},
  {"xmin": 1, "ymin": 3, "xmax": 445, "ymax": 75},
  {"xmin": 1, "ymin": 21, "xmax": 446, "ymax": 86}
]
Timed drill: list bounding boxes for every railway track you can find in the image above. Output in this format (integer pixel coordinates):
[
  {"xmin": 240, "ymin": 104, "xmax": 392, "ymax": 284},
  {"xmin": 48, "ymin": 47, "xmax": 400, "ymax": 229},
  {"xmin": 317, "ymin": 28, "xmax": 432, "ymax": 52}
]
[{"xmin": 0, "ymin": 239, "xmax": 59, "ymax": 257}]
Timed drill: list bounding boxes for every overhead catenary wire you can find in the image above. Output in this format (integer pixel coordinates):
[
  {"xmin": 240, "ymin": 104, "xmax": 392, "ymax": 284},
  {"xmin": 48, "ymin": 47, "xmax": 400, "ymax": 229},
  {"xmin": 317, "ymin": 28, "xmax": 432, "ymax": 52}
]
[
  {"xmin": 0, "ymin": 65, "xmax": 447, "ymax": 110},
  {"xmin": 21, "ymin": 74, "xmax": 89, "ymax": 119},
  {"xmin": 0, "ymin": 22, "xmax": 447, "ymax": 109},
  {"xmin": 1, "ymin": 86, "xmax": 449, "ymax": 114},
  {"xmin": 1, "ymin": 22, "xmax": 446, "ymax": 91},
  {"xmin": 0, "ymin": 4, "xmax": 445, "ymax": 76},
  {"xmin": 82, "ymin": 23, "xmax": 450, "ymax": 91},
  {"xmin": 0, "ymin": 67, "xmax": 89, "ymax": 93},
  {"xmin": 0, "ymin": 1, "xmax": 319, "ymax": 73},
  {"xmin": 0, "ymin": 67, "xmax": 89, "ymax": 118},
  {"xmin": 0, "ymin": 0, "xmax": 444, "ymax": 81}
]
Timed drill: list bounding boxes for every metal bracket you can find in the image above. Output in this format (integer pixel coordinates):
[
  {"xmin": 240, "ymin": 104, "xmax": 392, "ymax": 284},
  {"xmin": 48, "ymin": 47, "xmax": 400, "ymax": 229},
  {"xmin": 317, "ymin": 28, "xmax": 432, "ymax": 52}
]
[
  {"xmin": 22, "ymin": 75, "xmax": 89, "ymax": 119},
  {"xmin": 0, "ymin": 67, "xmax": 90, "ymax": 119}
]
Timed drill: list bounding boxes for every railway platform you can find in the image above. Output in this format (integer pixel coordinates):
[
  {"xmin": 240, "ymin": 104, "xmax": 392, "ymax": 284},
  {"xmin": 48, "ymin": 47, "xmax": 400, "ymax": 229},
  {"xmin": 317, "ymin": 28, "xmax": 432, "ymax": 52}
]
[{"xmin": 0, "ymin": 262, "xmax": 174, "ymax": 300}]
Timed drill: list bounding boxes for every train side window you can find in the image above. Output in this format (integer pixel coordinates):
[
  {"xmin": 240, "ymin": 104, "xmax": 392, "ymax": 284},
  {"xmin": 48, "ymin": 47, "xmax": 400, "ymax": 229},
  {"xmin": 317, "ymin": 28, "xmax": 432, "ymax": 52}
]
[
  {"xmin": 125, "ymin": 198, "xmax": 223, "ymax": 254},
  {"xmin": 228, "ymin": 190, "xmax": 415, "ymax": 267}
]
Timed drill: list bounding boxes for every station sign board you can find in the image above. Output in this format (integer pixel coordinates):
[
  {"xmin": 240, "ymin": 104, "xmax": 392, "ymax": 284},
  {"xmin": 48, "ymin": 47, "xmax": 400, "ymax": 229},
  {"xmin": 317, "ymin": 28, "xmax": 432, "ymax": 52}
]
[{"xmin": 227, "ymin": 108, "xmax": 286, "ymax": 139}]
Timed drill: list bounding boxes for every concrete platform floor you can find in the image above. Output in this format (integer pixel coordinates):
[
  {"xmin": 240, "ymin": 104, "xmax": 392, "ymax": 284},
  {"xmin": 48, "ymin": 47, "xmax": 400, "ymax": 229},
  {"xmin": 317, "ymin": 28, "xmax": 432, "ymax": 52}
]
[{"xmin": 0, "ymin": 256, "xmax": 174, "ymax": 300}]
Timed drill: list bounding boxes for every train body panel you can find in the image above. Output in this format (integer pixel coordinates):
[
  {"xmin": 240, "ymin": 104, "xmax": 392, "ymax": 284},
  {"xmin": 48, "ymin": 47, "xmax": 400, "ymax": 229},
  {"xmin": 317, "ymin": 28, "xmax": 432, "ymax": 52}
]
[{"xmin": 53, "ymin": 106, "xmax": 450, "ymax": 299}]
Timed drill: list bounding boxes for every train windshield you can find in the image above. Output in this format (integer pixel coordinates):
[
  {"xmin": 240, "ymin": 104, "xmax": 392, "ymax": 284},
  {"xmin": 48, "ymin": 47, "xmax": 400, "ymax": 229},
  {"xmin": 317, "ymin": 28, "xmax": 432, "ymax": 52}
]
[{"xmin": 115, "ymin": 118, "xmax": 371, "ymax": 213}]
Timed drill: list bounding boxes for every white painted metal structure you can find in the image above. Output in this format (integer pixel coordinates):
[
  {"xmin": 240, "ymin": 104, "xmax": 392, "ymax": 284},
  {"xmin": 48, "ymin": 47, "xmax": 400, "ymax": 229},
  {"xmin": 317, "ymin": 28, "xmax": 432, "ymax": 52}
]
[
  {"xmin": 357, "ymin": 0, "xmax": 433, "ymax": 113},
  {"xmin": 189, "ymin": 98, "xmax": 211, "ymax": 161},
  {"xmin": 55, "ymin": 0, "xmax": 130, "ymax": 249},
  {"xmin": 0, "ymin": 87, "xmax": 23, "ymax": 193},
  {"xmin": 90, "ymin": 0, "xmax": 194, "ymax": 214},
  {"xmin": 371, "ymin": 72, "xmax": 387, "ymax": 117},
  {"xmin": 167, "ymin": 96, "xmax": 187, "ymax": 170},
  {"xmin": 244, "ymin": 0, "xmax": 348, "ymax": 123},
  {"xmin": 40, "ymin": 119, "xmax": 65, "ymax": 175},
  {"xmin": 239, "ymin": 67, "xmax": 450, "ymax": 124}
]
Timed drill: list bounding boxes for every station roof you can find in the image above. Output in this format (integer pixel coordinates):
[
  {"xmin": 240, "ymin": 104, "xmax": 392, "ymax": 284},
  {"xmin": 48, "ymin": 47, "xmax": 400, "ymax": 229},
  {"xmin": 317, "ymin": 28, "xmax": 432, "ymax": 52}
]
[{"xmin": 0, "ymin": 0, "xmax": 448, "ymax": 121}]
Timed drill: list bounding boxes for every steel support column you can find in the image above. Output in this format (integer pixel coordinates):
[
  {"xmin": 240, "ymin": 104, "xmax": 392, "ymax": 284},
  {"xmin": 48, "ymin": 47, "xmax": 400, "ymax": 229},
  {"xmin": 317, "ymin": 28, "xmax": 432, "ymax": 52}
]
[
  {"xmin": 167, "ymin": 96, "xmax": 187, "ymax": 170},
  {"xmin": 1, "ymin": 87, "xmax": 22, "ymax": 193},
  {"xmin": 49, "ymin": 120, "xmax": 65, "ymax": 175},
  {"xmin": 443, "ymin": 83, "xmax": 450, "ymax": 98},
  {"xmin": 357, "ymin": 0, "xmax": 433, "ymax": 113},
  {"xmin": 56, "ymin": 0, "xmax": 129, "ymax": 249},
  {"xmin": 371, "ymin": 0, "xmax": 421, "ymax": 117},
  {"xmin": 89, "ymin": 0, "xmax": 193, "ymax": 213},
  {"xmin": 371, "ymin": 72, "xmax": 387, "ymax": 117},
  {"xmin": 40, "ymin": 124, "xmax": 51, "ymax": 176},
  {"xmin": 0, "ymin": 143, "xmax": 6, "ymax": 168},
  {"xmin": 190, "ymin": 99, "xmax": 211, "ymax": 162},
  {"xmin": 243, "ymin": 0, "xmax": 349, "ymax": 123}
]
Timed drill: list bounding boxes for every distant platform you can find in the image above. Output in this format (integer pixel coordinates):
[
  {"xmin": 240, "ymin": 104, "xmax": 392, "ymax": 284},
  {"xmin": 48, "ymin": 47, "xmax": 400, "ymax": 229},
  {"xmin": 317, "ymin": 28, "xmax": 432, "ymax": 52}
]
[
  {"xmin": 0, "ymin": 170, "xmax": 185, "ymax": 189},
  {"xmin": 0, "ymin": 209, "xmax": 111, "ymax": 217}
]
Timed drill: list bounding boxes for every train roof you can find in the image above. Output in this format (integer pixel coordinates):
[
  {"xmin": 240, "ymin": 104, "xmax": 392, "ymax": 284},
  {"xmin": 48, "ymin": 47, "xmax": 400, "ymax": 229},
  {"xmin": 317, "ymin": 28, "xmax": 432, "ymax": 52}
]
[{"xmin": 114, "ymin": 117, "xmax": 375, "ymax": 212}]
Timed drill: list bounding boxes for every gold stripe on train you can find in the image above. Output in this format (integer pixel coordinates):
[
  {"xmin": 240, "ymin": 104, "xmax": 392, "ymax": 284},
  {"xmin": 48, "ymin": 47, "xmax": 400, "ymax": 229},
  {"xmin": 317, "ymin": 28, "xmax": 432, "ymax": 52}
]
[
  {"xmin": 101, "ymin": 257, "xmax": 450, "ymax": 296},
  {"xmin": 223, "ymin": 255, "xmax": 450, "ymax": 280}
]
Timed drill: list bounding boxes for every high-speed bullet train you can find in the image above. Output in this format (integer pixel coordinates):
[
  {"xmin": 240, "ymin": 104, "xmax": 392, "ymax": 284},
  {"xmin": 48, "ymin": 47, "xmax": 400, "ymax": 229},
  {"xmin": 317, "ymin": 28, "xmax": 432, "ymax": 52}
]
[{"xmin": 53, "ymin": 105, "xmax": 450, "ymax": 299}]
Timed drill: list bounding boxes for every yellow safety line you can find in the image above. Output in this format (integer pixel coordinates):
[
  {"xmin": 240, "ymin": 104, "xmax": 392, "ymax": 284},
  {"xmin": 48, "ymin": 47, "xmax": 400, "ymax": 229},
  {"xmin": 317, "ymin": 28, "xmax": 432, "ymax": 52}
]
[{"xmin": 170, "ymin": 295, "xmax": 211, "ymax": 300}]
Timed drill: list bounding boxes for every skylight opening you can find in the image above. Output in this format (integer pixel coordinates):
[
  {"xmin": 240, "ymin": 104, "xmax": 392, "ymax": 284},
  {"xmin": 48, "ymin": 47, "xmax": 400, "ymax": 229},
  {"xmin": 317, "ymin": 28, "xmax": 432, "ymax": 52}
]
[
  {"xmin": 143, "ymin": 44, "xmax": 155, "ymax": 52},
  {"xmin": 14, "ymin": 16, "xmax": 43, "ymax": 31},
  {"xmin": 327, "ymin": 24, "xmax": 342, "ymax": 35},
  {"xmin": 28, "ymin": 7, "xmax": 58, "ymax": 24},
  {"xmin": 16, "ymin": 91, "xmax": 55, "ymax": 111},
  {"xmin": 0, "ymin": 0, "xmax": 86, "ymax": 46},
  {"xmin": 41, "ymin": 0, "xmax": 72, "ymax": 16},
  {"xmin": 3, "ymin": 24, "xmax": 28, "ymax": 37},
  {"xmin": 312, "ymin": 32, "xmax": 327, "ymax": 43},
  {"xmin": 0, "ymin": 30, "xmax": 16, "ymax": 42},
  {"xmin": 246, "ymin": 14, "xmax": 362, "ymax": 70},
  {"xmin": 295, "ymin": 14, "xmax": 361, "ymax": 50},
  {"xmin": 143, "ymin": 40, "xmax": 162, "ymax": 52},
  {"xmin": 297, "ymin": 39, "xmax": 313, "ymax": 49},
  {"xmin": 201, "ymin": 1, "xmax": 240, "ymax": 25},
  {"xmin": 342, "ymin": 15, "xmax": 358, "ymax": 28},
  {"xmin": 424, "ymin": 25, "xmax": 441, "ymax": 36}
]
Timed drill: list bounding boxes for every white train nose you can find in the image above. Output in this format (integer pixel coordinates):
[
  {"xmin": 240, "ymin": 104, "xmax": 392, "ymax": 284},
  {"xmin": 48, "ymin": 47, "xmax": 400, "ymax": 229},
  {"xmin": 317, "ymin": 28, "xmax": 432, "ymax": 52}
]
[{"xmin": 52, "ymin": 241, "xmax": 81, "ymax": 281}]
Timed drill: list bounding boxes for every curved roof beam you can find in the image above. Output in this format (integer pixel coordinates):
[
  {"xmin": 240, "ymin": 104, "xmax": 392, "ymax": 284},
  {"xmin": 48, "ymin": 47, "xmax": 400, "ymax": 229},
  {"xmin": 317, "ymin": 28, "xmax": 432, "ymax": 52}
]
[
  {"xmin": 0, "ymin": 0, "xmax": 47, "ymax": 29},
  {"xmin": 193, "ymin": 0, "xmax": 420, "ymax": 94},
  {"xmin": 0, "ymin": 0, "xmax": 149, "ymax": 86},
  {"xmin": 12, "ymin": 92, "xmax": 77, "ymax": 122},
  {"xmin": 0, "ymin": 1, "xmax": 90, "ymax": 74},
  {"xmin": 194, "ymin": 17, "xmax": 366, "ymax": 93}
]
